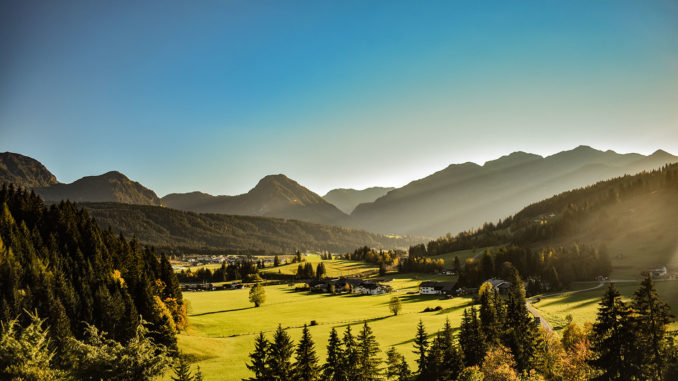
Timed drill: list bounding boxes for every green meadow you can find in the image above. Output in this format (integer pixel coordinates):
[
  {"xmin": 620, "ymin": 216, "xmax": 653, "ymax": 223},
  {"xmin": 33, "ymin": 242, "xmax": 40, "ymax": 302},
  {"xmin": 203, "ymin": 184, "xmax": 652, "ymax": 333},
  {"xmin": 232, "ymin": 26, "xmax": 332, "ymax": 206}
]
[
  {"xmin": 531, "ymin": 279, "xmax": 678, "ymax": 333},
  {"xmin": 169, "ymin": 255, "xmax": 678, "ymax": 380},
  {"xmin": 169, "ymin": 268, "xmax": 466, "ymax": 380}
]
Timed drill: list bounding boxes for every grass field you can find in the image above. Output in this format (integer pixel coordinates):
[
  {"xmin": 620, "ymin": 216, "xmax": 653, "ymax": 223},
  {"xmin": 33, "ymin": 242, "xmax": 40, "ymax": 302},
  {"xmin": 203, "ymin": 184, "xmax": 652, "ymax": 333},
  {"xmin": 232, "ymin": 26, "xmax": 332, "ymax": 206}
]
[
  {"xmin": 166, "ymin": 268, "xmax": 468, "ymax": 380},
  {"xmin": 260, "ymin": 255, "xmax": 380, "ymax": 277},
  {"xmin": 531, "ymin": 279, "xmax": 678, "ymax": 332}
]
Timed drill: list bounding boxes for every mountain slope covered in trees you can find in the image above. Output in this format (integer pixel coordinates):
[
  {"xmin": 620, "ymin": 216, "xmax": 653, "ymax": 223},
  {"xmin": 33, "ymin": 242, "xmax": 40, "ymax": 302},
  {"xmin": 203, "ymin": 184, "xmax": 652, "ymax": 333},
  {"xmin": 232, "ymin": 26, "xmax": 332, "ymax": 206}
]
[
  {"xmin": 415, "ymin": 162, "xmax": 678, "ymax": 278},
  {"xmin": 81, "ymin": 202, "xmax": 419, "ymax": 254},
  {"xmin": 322, "ymin": 186, "xmax": 394, "ymax": 214},
  {"xmin": 163, "ymin": 174, "xmax": 349, "ymax": 226},
  {"xmin": 0, "ymin": 184, "xmax": 184, "ymax": 377},
  {"xmin": 351, "ymin": 146, "xmax": 677, "ymax": 236}
]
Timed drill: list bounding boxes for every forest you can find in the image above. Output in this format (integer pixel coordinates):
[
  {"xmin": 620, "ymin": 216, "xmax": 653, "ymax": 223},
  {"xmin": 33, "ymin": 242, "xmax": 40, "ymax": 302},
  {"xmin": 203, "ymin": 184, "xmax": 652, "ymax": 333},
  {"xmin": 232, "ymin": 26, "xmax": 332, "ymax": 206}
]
[{"xmin": 0, "ymin": 185, "xmax": 185, "ymax": 380}]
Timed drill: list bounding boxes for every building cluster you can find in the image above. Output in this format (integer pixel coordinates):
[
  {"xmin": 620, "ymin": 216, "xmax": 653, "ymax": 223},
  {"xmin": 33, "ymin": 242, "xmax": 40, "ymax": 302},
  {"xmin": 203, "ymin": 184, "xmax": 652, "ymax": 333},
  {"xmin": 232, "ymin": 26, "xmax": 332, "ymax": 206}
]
[
  {"xmin": 180, "ymin": 282, "xmax": 245, "ymax": 292},
  {"xmin": 304, "ymin": 277, "xmax": 392, "ymax": 295}
]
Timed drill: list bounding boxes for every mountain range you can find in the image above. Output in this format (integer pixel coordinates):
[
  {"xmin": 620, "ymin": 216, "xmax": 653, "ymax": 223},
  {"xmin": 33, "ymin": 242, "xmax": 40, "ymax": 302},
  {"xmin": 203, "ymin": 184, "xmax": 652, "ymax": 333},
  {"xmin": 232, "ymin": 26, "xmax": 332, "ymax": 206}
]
[
  {"xmin": 322, "ymin": 187, "xmax": 394, "ymax": 214},
  {"xmin": 1, "ymin": 146, "xmax": 676, "ymax": 238},
  {"xmin": 350, "ymin": 146, "xmax": 677, "ymax": 236},
  {"xmin": 162, "ymin": 174, "xmax": 349, "ymax": 226}
]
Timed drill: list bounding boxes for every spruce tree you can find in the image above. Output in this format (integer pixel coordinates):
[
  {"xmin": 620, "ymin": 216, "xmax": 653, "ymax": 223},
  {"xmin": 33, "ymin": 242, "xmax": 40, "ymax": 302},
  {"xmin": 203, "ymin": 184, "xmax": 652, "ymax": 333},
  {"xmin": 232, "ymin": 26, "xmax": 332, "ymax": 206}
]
[
  {"xmin": 478, "ymin": 282, "xmax": 504, "ymax": 346},
  {"xmin": 412, "ymin": 319, "xmax": 429, "ymax": 375},
  {"xmin": 590, "ymin": 283, "xmax": 637, "ymax": 380},
  {"xmin": 632, "ymin": 276, "xmax": 674, "ymax": 380},
  {"xmin": 323, "ymin": 327, "xmax": 343, "ymax": 381},
  {"xmin": 423, "ymin": 332, "xmax": 444, "ymax": 380},
  {"xmin": 293, "ymin": 324, "xmax": 320, "ymax": 381},
  {"xmin": 342, "ymin": 325, "xmax": 360, "ymax": 380},
  {"xmin": 171, "ymin": 356, "xmax": 194, "ymax": 381},
  {"xmin": 440, "ymin": 318, "xmax": 464, "ymax": 380},
  {"xmin": 459, "ymin": 307, "xmax": 486, "ymax": 367},
  {"xmin": 267, "ymin": 325, "xmax": 295, "ymax": 380},
  {"xmin": 503, "ymin": 270, "xmax": 539, "ymax": 372},
  {"xmin": 385, "ymin": 347, "xmax": 410, "ymax": 381},
  {"xmin": 247, "ymin": 332, "xmax": 270, "ymax": 380},
  {"xmin": 357, "ymin": 321, "xmax": 381, "ymax": 380}
]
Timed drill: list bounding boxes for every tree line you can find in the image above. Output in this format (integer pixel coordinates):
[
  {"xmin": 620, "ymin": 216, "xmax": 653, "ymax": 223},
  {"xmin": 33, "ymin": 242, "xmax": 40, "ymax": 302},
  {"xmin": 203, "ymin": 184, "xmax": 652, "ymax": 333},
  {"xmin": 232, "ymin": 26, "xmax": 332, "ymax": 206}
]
[{"xmin": 456, "ymin": 244, "xmax": 611, "ymax": 291}]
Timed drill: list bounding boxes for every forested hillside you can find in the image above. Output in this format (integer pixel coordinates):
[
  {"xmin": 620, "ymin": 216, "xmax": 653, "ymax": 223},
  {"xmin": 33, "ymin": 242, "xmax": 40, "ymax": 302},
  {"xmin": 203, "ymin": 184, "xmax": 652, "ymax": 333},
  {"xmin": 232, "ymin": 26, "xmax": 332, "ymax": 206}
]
[
  {"xmin": 0, "ymin": 185, "xmax": 184, "ymax": 378},
  {"xmin": 410, "ymin": 163, "xmax": 678, "ymax": 281},
  {"xmin": 81, "ymin": 202, "xmax": 420, "ymax": 254}
]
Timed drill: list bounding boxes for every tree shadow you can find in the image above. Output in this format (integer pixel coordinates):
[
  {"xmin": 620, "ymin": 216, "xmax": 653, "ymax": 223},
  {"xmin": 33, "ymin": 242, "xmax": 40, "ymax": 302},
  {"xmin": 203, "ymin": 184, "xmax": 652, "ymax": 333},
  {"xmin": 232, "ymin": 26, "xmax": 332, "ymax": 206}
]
[{"xmin": 190, "ymin": 306, "xmax": 252, "ymax": 316}]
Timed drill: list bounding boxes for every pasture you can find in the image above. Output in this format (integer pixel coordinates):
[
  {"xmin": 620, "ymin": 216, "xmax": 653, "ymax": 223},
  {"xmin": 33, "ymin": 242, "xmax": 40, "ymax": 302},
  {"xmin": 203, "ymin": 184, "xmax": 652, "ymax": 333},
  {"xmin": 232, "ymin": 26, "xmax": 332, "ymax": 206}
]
[{"xmin": 170, "ymin": 271, "xmax": 469, "ymax": 380}]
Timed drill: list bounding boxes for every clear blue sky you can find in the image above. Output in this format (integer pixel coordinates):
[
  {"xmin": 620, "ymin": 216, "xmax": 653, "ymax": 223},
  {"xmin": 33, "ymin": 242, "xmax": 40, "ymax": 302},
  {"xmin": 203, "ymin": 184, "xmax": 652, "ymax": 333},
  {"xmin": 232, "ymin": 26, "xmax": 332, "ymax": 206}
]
[{"xmin": 1, "ymin": 0, "xmax": 677, "ymax": 196}]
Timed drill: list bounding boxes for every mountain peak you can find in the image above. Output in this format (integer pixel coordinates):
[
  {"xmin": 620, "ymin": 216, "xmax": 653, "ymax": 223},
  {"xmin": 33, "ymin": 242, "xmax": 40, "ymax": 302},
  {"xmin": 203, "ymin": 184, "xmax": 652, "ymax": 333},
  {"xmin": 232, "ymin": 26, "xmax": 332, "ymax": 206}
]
[
  {"xmin": 0, "ymin": 152, "xmax": 59, "ymax": 188},
  {"xmin": 483, "ymin": 151, "xmax": 542, "ymax": 170},
  {"xmin": 99, "ymin": 170, "xmax": 128, "ymax": 180}
]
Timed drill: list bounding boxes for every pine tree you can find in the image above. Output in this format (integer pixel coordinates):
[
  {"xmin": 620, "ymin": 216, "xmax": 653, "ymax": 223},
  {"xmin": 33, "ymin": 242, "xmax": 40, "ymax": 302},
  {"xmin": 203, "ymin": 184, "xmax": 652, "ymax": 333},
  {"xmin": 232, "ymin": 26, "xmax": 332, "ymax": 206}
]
[
  {"xmin": 342, "ymin": 325, "xmax": 360, "ymax": 380},
  {"xmin": 503, "ymin": 269, "xmax": 539, "ymax": 372},
  {"xmin": 274, "ymin": 255, "xmax": 281, "ymax": 267},
  {"xmin": 386, "ymin": 347, "xmax": 410, "ymax": 381},
  {"xmin": 267, "ymin": 325, "xmax": 294, "ymax": 380},
  {"xmin": 323, "ymin": 327, "xmax": 343, "ymax": 381},
  {"xmin": 316, "ymin": 262, "xmax": 326, "ymax": 279},
  {"xmin": 293, "ymin": 325, "xmax": 320, "ymax": 381},
  {"xmin": 423, "ymin": 331, "xmax": 444, "ymax": 380},
  {"xmin": 439, "ymin": 318, "xmax": 464, "ymax": 380},
  {"xmin": 172, "ymin": 355, "xmax": 194, "ymax": 381},
  {"xmin": 357, "ymin": 321, "xmax": 381, "ymax": 380},
  {"xmin": 247, "ymin": 332, "xmax": 270, "ymax": 380},
  {"xmin": 632, "ymin": 276, "xmax": 673, "ymax": 380},
  {"xmin": 412, "ymin": 319, "xmax": 429, "ymax": 375},
  {"xmin": 459, "ymin": 307, "xmax": 486, "ymax": 367},
  {"xmin": 590, "ymin": 283, "xmax": 638, "ymax": 380},
  {"xmin": 478, "ymin": 282, "xmax": 504, "ymax": 346}
]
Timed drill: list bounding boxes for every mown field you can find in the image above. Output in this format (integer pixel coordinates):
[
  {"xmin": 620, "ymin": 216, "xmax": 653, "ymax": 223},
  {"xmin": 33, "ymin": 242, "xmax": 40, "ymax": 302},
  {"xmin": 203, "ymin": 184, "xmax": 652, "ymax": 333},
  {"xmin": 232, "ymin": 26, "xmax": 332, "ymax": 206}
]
[
  {"xmin": 166, "ymin": 268, "xmax": 463, "ymax": 380},
  {"xmin": 260, "ymin": 254, "xmax": 379, "ymax": 277}
]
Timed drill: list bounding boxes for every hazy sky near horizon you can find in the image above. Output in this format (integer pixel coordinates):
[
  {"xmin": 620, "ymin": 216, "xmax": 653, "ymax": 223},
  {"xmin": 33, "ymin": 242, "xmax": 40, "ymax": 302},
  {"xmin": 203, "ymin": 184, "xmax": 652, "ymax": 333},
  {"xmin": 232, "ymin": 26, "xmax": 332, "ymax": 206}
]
[{"xmin": 1, "ymin": 1, "xmax": 677, "ymax": 196}]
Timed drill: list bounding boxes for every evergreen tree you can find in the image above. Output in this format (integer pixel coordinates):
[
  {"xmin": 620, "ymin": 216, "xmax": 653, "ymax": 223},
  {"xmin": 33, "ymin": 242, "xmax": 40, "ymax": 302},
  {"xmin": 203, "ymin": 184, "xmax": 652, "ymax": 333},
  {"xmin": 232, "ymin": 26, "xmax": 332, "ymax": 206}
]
[
  {"xmin": 171, "ymin": 356, "xmax": 194, "ymax": 381},
  {"xmin": 274, "ymin": 255, "xmax": 281, "ymax": 267},
  {"xmin": 385, "ymin": 347, "xmax": 410, "ymax": 381},
  {"xmin": 322, "ymin": 327, "xmax": 343, "ymax": 381},
  {"xmin": 267, "ymin": 325, "xmax": 295, "ymax": 380},
  {"xmin": 439, "ymin": 318, "xmax": 464, "ymax": 380},
  {"xmin": 341, "ymin": 326, "xmax": 360, "ymax": 380},
  {"xmin": 478, "ymin": 282, "xmax": 504, "ymax": 346},
  {"xmin": 247, "ymin": 332, "xmax": 270, "ymax": 380},
  {"xmin": 412, "ymin": 319, "xmax": 429, "ymax": 375},
  {"xmin": 293, "ymin": 325, "xmax": 320, "ymax": 381},
  {"xmin": 590, "ymin": 283, "xmax": 638, "ymax": 380},
  {"xmin": 316, "ymin": 262, "xmax": 326, "ymax": 279},
  {"xmin": 356, "ymin": 321, "xmax": 381, "ymax": 380},
  {"xmin": 459, "ymin": 307, "xmax": 486, "ymax": 367},
  {"xmin": 423, "ymin": 331, "xmax": 444, "ymax": 380},
  {"xmin": 632, "ymin": 276, "xmax": 673, "ymax": 380},
  {"xmin": 503, "ymin": 269, "xmax": 539, "ymax": 372}
]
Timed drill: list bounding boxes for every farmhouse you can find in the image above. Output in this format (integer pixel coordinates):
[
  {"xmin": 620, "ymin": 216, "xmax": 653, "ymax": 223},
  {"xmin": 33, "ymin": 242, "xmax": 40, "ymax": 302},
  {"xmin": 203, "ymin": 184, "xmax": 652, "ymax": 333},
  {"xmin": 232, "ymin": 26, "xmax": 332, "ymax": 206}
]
[
  {"xmin": 354, "ymin": 282, "xmax": 391, "ymax": 295},
  {"xmin": 648, "ymin": 265, "xmax": 667, "ymax": 278},
  {"xmin": 483, "ymin": 278, "xmax": 512, "ymax": 294},
  {"xmin": 419, "ymin": 281, "xmax": 457, "ymax": 295}
]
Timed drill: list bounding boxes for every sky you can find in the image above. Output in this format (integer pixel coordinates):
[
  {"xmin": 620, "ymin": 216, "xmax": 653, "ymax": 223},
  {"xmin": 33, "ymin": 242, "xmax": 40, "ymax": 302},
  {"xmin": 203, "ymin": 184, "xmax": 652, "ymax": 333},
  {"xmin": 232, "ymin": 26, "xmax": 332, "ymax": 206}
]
[{"xmin": 1, "ymin": 1, "xmax": 677, "ymax": 197}]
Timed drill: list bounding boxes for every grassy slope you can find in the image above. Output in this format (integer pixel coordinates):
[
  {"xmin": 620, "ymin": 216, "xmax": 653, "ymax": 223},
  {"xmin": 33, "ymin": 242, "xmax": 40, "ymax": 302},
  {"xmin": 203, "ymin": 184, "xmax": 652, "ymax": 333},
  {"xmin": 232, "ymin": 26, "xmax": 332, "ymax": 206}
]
[
  {"xmin": 168, "ymin": 270, "xmax": 468, "ymax": 380},
  {"xmin": 260, "ymin": 254, "xmax": 379, "ymax": 277},
  {"xmin": 532, "ymin": 280, "xmax": 678, "ymax": 334}
]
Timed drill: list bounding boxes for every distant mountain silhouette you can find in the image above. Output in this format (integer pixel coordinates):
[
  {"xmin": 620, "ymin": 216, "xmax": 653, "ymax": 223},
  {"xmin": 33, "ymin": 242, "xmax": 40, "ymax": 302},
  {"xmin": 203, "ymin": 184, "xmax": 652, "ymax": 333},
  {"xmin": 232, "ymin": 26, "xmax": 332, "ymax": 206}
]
[
  {"xmin": 0, "ymin": 152, "xmax": 58, "ymax": 188},
  {"xmin": 34, "ymin": 171, "xmax": 165, "ymax": 206},
  {"xmin": 323, "ymin": 187, "xmax": 395, "ymax": 214},
  {"xmin": 163, "ymin": 174, "xmax": 349, "ymax": 226},
  {"xmin": 350, "ymin": 146, "xmax": 678, "ymax": 236}
]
